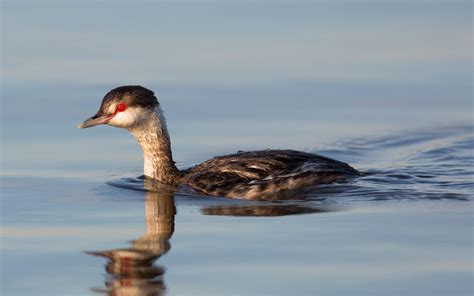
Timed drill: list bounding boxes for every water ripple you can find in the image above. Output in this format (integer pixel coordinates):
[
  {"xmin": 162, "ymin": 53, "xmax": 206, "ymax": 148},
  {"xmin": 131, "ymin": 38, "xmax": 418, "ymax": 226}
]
[{"xmin": 107, "ymin": 125, "xmax": 473, "ymax": 205}]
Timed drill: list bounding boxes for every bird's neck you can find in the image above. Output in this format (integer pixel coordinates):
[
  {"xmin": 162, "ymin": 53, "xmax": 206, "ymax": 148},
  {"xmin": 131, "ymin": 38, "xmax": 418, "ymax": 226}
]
[{"xmin": 129, "ymin": 107, "xmax": 180, "ymax": 184}]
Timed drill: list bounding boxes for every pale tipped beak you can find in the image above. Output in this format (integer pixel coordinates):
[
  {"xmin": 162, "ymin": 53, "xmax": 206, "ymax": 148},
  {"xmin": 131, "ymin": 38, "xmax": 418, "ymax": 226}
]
[{"xmin": 77, "ymin": 114, "xmax": 114, "ymax": 128}]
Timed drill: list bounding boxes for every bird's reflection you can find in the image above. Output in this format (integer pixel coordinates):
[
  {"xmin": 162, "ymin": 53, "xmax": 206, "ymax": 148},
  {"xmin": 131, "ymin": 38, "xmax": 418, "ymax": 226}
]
[
  {"xmin": 89, "ymin": 179, "xmax": 337, "ymax": 295},
  {"xmin": 87, "ymin": 184, "xmax": 175, "ymax": 296},
  {"xmin": 201, "ymin": 204, "xmax": 331, "ymax": 216}
]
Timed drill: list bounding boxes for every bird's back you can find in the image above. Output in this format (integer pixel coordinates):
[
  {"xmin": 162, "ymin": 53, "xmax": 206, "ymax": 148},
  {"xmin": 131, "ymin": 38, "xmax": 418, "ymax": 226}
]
[{"xmin": 180, "ymin": 150, "xmax": 359, "ymax": 199}]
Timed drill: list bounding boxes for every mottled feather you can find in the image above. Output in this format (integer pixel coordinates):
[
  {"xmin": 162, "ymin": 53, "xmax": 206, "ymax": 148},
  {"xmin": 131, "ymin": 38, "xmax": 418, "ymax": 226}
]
[{"xmin": 181, "ymin": 150, "xmax": 359, "ymax": 199}]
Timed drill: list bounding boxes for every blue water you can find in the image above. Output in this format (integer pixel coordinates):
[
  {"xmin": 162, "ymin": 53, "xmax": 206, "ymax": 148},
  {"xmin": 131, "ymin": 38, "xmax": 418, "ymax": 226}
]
[{"xmin": 1, "ymin": 1, "xmax": 473, "ymax": 296}]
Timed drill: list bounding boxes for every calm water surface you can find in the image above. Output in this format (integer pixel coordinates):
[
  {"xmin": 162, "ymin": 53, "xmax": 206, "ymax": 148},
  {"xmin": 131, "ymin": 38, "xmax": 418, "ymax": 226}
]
[
  {"xmin": 1, "ymin": 1, "xmax": 473, "ymax": 295},
  {"xmin": 2, "ymin": 123, "xmax": 472, "ymax": 295}
]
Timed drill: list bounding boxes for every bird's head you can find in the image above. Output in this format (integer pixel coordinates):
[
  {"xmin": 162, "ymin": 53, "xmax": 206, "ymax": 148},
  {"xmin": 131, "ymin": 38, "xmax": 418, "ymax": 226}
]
[{"xmin": 78, "ymin": 85, "xmax": 159, "ymax": 129}]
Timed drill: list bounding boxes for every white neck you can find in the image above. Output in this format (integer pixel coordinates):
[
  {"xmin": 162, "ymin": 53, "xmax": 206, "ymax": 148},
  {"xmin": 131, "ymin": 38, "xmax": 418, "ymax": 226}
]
[{"xmin": 128, "ymin": 106, "xmax": 180, "ymax": 184}]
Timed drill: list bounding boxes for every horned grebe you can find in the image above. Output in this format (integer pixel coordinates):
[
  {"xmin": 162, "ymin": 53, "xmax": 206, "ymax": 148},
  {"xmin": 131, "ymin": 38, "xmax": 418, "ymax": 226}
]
[{"xmin": 78, "ymin": 86, "xmax": 360, "ymax": 199}]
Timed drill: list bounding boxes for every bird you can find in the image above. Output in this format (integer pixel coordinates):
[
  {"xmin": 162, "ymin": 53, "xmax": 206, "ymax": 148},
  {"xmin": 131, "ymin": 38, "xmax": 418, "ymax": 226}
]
[{"xmin": 78, "ymin": 85, "xmax": 360, "ymax": 199}]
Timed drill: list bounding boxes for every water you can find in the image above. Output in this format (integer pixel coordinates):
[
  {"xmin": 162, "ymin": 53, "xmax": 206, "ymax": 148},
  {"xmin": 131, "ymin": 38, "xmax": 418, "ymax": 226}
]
[
  {"xmin": 1, "ymin": 2, "xmax": 473, "ymax": 296},
  {"xmin": 2, "ymin": 126, "xmax": 472, "ymax": 295}
]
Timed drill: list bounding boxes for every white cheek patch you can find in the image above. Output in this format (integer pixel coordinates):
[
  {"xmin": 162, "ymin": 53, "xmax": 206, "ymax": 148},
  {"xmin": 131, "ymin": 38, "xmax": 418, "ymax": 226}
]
[{"xmin": 108, "ymin": 107, "xmax": 146, "ymax": 128}]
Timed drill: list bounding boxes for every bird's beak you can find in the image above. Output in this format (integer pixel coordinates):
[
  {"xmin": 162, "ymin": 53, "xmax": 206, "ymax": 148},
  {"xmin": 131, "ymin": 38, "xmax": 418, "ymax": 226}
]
[{"xmin": 77, "ymin": 114, "xmax": 113, "ymax": 129}]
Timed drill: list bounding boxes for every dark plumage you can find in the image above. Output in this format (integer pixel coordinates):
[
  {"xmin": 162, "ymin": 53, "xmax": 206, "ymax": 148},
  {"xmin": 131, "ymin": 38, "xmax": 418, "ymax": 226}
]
[
  {"xmin": 79, "ymin": 86, "xmax": 360, "ymax": 199},
  {"xmin": 181, "ymin": 149, "xmax": 359, "ymax": 198},
  {"xmin": 98, "ymin": 86, "xmax": 158, "ymax": 116}
]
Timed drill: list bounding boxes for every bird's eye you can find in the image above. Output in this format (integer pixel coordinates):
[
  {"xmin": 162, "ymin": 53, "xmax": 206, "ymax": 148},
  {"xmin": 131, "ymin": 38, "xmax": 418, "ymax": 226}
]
[{"xmin": 116, "ymin": 103, "xmax": 127, "ymax": 112}]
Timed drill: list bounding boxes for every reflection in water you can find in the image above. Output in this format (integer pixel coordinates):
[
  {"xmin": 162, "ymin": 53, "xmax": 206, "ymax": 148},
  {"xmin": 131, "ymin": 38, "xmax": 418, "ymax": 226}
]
[
  {"xmin": 202, "ymin": 204, "xmax": 332, "ymax": 217},
  {"xmin": 88, "ymin": 180, "xmax": 335, "ymax": 294},
  {"xmin": 87, "ymin": 188, "xmax": 175, "ymax": 296}
]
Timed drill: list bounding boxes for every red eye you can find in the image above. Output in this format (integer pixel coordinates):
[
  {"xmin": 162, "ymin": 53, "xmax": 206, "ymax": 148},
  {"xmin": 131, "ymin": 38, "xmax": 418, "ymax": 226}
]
[{"xmin": 116, "ymin": 103, "xmax": 127, "ymax": 112}]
